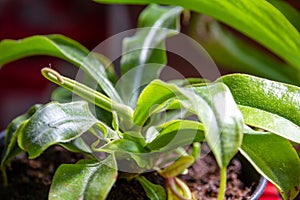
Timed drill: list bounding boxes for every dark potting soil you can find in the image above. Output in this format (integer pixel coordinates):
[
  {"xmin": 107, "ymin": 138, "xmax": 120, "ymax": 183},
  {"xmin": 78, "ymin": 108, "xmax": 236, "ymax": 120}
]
[
  {"xmin": 180, "ymin": 154, "xmax": 252, "ymax": 200},
  {"xmin": 0, "ymin": 146, "xmax": 254, "ymax": 200},
  {"xmin": 0, "ymin": 146, "xmax": 86, "ymax": 200}
]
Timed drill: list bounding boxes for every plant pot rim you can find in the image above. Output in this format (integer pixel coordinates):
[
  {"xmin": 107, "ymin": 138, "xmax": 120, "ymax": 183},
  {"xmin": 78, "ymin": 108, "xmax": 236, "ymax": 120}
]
[{"xmin": 249, "ymin": 177, "xmax": 268, "ymax": 200}]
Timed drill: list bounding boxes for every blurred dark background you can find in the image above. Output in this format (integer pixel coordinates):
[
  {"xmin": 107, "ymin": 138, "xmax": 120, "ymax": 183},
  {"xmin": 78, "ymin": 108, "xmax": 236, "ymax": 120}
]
[{"xmin": 0, "ymin": 0, "xmax": 143, "ymax": 130}]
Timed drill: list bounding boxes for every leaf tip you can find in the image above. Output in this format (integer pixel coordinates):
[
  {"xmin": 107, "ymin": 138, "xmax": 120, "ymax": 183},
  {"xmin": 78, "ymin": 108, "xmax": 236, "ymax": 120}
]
[{"xmin": 41, "ymin": 67, "xmax": 64, "ymax": 84}]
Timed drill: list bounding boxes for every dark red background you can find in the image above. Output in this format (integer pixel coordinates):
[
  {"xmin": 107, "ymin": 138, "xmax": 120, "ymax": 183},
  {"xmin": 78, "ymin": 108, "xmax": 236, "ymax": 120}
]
[{"xmin": 0, "ymin": 0, "xmax": 142, "ymax": 129}]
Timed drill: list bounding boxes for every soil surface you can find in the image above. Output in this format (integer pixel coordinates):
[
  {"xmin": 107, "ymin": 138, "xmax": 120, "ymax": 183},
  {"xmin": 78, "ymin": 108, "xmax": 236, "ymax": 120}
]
[
  {"xmin": 0, "ymin": 145, "xmax": 254, "ymax": 200},
  {"xmin": 180, "ymin": 153, "xmax": 252, "ymax": 199},
  {"xmin": 0, "ymin": 146, "xmax": 85, "ymax": 200}
]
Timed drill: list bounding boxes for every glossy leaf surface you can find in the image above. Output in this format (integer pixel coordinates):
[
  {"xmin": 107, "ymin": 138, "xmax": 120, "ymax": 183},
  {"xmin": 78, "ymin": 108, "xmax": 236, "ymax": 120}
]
[
  {"xmin": 0, "ymin": 105, "xmax": 42, "ymax": 168},
  {"xmin": 95, "ymin": 0, "xmax": 300, "ymax": 74},
  {"xmin": 0, "ymin": 35, "xmax": 122, "ymax": 102},
  {"xmin": 18, "ymin": 101, "xmax": 97, "ymax": 158},
  {"xmin": 49, "ymin": 156, "xmax": 117, "ymax": 200},
  {"xmin": 239, "ymin": 105, "xmax": 300, "ymax": 143},
  {"xmin": 240, "ymin": 133, "xmax": 300, "ymax": 200},
  {"xmin": 218, "ymin": 74, "xmax": 300, "ymax": 127},
  {"xmin": 135, "ymin": 80, "xmax": 243, "ymax": 168},
  {"xmin": 118, "ymin": 4, "xmax": 182, "ymax": 107},
  {"xmin": 193, "ymin": 83, "xmax": 244, "ymax": 169},
  {"xmin": 146, "ymin": 120, "xmax": 205, "ymax": 151}
]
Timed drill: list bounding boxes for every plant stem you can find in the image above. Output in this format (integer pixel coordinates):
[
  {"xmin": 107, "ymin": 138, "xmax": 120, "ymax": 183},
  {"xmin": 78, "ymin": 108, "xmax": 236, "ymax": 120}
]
[
  {"xmin": 218, "ymin": 167, "xmax": 227, "ymax": 200},
  {"xmin": 41, "ymin": 67, "xmax": 133, "ymax": 122},
  {"xmin": 191, "ymin": 142, "xmax": 201, "ymax": 162},
  {"xmin": 1, "ymin": 168, "xmax": 8, "ymax": 187}
]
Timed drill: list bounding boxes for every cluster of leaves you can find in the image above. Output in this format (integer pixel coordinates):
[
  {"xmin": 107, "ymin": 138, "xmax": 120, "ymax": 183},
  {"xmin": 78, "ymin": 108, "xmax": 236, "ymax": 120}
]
[{"xmin": 0, "ymin": 2, "xmax": 299, "ymax": 200}]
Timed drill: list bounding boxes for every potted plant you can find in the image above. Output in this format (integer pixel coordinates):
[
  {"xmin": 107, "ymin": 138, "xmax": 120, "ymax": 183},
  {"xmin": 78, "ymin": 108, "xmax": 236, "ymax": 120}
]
[{"xmin": 0, "ymin": 1, "xmax": 299, "ymax": 200}]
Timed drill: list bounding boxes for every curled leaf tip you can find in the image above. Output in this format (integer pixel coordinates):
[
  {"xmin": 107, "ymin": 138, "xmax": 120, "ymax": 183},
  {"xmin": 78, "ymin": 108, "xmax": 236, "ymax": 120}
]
[{"xmin": 41, "ymin": 67, "xmax": 64, "ymax": 84}]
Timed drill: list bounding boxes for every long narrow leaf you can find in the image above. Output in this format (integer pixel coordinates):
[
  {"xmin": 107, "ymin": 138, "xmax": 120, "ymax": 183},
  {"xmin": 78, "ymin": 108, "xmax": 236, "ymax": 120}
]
[
  {"xmin": 190, "ymin": 19, "xmax": 296, "ymax": 84},
  {"xmin": 0, "ymin": 35, "xmax": 122, "ymax": 102},
  {"xmin": 218, "ymin": 74, "xmax": 300, "ymax": 127},
  {"xmin": 117, "ymin": 5, "xmax": 182, "ymax": 107},
  {"xmin": 95, "ymin": 0, "xmax": 300, "ymax": 74},
  {"xmin": 41, "ymin": 67, "xmax": 133, "ymax": 129},
  {"xmin": 239, "ymin": 105, "xmax": 300, "ymax": 143},
  {"xmin": 267, "ymin": 0, "xmax": 300, "ymax": 31}
]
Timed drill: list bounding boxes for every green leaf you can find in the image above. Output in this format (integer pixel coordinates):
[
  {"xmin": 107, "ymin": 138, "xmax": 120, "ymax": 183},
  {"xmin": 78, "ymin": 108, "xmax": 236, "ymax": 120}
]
[
  {"xmin": 160, "ymin": 156, "xmax": 194, "ymax": 178},
  {"xmin": 49, "ymin": 155, "xmax": 117, "ymax": 200},
  {"xmin": 51, "ymin": 87, "xmax": 73, "ymax": 103},
  {"xmin": 100, "ymin": 138, "xmax": 146, "ymax": 154},
  {"xmin": 267, "ymin": 0, "xmax": 300, "ymax": 31},
  {"xmin": 137, "ymin": 176, "xmax": 166, "ymax": 200},
  {"xmin": 135, "ymin": 80, "xmax": 243, "ymax": 168},
  {"xmin": 95, "ymin": 0, "xmax": 300, "ymax": 75},
  {"xmin": 146, "ymin": 120, "xmax": 205, "ymax": 151},
  {"xmin": 91, "ymin": 52, "xmax": 118, "ymax": 84},
  {"xmin": 190, "ymin": 19, "xmax": 296, "ymax": 84},
  {"xmin": 117, "ymin": 4, "xmax": 182, "ymax": 108},
  {"xmin": 99, "ymin": 138, "xmax": 153, "ymax": 169},
  {"xmin": 93, "ymin": 121, "xmax": 120, "ymax": 140},
  {"xmin": 166, "ymin": 177, "xmax": 192, "ymax": 200},
  {"xmin": 149, "ymin": 108, "xmax": 188, "ymax": 127},
  {"xmin": 239, "ymin": 105, "xmax": 300, "ymax": 143},
  {"xmin": 168, "ymin": 78, "xmax": 210, "ymax": 87},
  {"xmin": 17, "ymin": 101, "xmax": 97, "ymax": 158},
  {"xmin": 193, "ymin": 83, "xmax": 244, "ymax": 168},
  {"xmin": 1, "ymin": 104, "xmax": 43, "ymax": 168},
  {"xmin": 133, "ymin": 80, "xmax": 178, "ymax": 126},
  {"xmin": 218, "ymin": 74, "xmax": 300, "ymax": 127},
  {"xmin": 41, "ymin": 68, "xmax": 133, "ymax": 129},
  {"xmin": 240, "ymin": 133, "xmax": 300, "ymax": 200},
  {"xmin": 59, "ymin": 137, "xmax": 93, "ymax": 155},
  {"xmin": 0, "ymin": 34, "xmax": 122, "ymax": 102}
]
